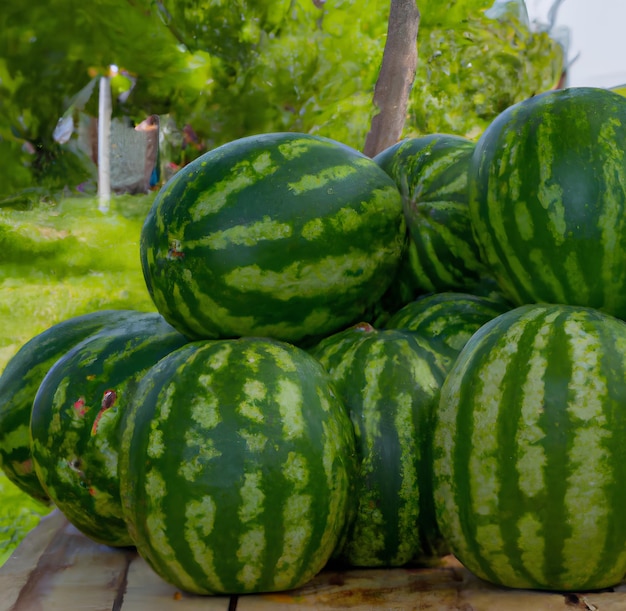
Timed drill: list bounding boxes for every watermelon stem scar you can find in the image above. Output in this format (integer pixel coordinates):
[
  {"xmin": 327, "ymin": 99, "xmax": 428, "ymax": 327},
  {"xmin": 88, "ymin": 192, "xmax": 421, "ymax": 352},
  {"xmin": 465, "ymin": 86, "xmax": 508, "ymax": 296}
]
[{"xmin": 90, "ymin": 389, "xmax": 117, "ymax": 436}]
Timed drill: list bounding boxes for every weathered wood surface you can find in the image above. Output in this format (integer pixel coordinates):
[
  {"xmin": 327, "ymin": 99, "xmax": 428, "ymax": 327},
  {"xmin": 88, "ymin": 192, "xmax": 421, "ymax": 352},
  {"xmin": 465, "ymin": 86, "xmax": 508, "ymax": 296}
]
[{"xmin": 2, "ymin": 509, "xmax": 626, "ymax": 610}]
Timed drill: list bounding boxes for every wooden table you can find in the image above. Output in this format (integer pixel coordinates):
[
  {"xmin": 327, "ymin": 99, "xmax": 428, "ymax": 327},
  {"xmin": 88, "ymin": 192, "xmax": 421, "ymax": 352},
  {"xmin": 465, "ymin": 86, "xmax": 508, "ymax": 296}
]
[{"xmin": 2, "ymin": 509, "xmax": 626, "ymax": 610}]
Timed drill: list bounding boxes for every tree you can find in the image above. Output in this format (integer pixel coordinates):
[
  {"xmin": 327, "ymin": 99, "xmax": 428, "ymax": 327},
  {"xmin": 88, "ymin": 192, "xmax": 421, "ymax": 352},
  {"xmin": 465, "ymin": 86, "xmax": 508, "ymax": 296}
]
[
  {"xmin": 364, "ymin": 0, "xmax": 421, "ymax": 157},
  {"xmin": 0, "ymin": 0, "xmax": 563, "ymax": 202}
]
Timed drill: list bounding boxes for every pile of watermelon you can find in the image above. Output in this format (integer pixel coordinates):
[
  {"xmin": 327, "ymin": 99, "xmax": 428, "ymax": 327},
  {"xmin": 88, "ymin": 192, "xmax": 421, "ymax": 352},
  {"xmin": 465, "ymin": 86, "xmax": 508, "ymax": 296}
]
[{"xmin": 3, "ymin": 86, "xmax": 626, "ymax": 595}]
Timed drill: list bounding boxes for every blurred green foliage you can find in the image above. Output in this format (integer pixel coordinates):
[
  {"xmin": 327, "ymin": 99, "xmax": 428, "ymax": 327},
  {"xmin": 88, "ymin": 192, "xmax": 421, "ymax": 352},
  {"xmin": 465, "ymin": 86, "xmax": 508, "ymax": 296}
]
[{"xmin": 0, "ymin": 0, "xmax": 562, "ymax": 202}]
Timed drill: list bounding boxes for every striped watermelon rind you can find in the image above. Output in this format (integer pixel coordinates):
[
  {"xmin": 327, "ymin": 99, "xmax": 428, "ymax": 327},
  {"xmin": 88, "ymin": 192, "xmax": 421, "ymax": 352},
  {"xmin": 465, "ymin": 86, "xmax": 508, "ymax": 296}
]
[
  {"xmin": 119, "ymin": 336, "xmax": 357, "ymax": 595},
  {"xmin": 433, "ymin": 303, "xmax": 626, "ymax": 591},
  {"xmin": 0, "ymin": 309, "xmax": 146, "ymax": 503},
  {"xmin": 310, "ymin": 322, "xmax": 448, "ymax": 566},
  {"xmin": 468, "ymin": 86, "xmax": 626, "ymax": 318},
  {"xmin": 374, "ymin": 134, "xmax": 490, "ymax": 301},
  {"xmin": 385, "ymin": 291, "xmax": 511, "ymax": 371},
  {"xmin": 30, "ymin": 312, "xmax": 188, "ymax": 546},
  {"xmin": 140, "ymin": 132, "xmax": 406, "ymax": 345}
]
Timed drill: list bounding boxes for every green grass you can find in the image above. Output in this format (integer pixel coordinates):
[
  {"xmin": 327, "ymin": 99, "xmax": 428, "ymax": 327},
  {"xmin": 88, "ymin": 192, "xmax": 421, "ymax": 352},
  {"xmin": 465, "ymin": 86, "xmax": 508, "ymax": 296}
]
[
  {"xmin": 0, "ymin": 472, "xmax": 51, "ymax": 566},
  {"xmin": 0, "ymin": 194, "xmax": 157, "ymax": 565}
]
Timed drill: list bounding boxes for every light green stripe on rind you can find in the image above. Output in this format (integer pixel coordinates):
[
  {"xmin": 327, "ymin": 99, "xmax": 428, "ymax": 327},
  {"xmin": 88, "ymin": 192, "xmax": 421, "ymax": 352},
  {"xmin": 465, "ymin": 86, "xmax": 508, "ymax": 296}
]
[
  {"xmin": 277, "ymin": 378, "xmax": 305, "ymax": 440},
  {"xmin": 185, "ymin": 495, "xmax": 225, "ymax": 593},
  {"xmin": 560, "ymin": 316, "xmax": 611, "ymax": 585},
  {"xmin": 274, "ymin": 452, "xmax": 313, "ymax": 589},
  {"xmin": 516, "ymin": 513, "xmax": 546, "ymax": 586},
  {"xmin": 189, "ymin": 152, "xmax": 278, "ymax": 221},
  {"xmin": 598, "ymin": 117, "xmax": 626, "ymax": 311},
  {"xmin": 316, "ymin": 417, "xmax": 354, "ymax": 570},
  {"xmin": 179, "ymin": 428, "xmax": 221, "ymax": 481},
  {"xmin": 433, "ymin": 341, "xmax": 470, "ymax": 561},
  {"xmin": 144, "ymin": 469, "xmax": 208, "ymax": 594},
  {"xmin": 2, "ymin": 424, "xmax": 30, "ymax": 455},
  {"xmin": 236, "ymin": 471, "xmax": 266, "ymax": 590},
  {"xmin": 514, "ymin": 312, "xmax": 555, "ymax": 500},
  {"xmin": 223, "ymin": 249, "xmax": 390, "ymax": 300},
  {"xmin": 344, "ymin": 344, "xmax": 387, "ymax": 565},
  {"xmin": 238, "ymin": 380, "xmax": 267, "ymax": 422},
  {"xmin": 526, "ymin": 248, "xmax": 568, "ymax": 304},
  {"xmin": 392, "ymin": 390, "xmax": 420, "ymax": 564},
  {"xmin": 273, "ymin": 493, "xmax": 313, "ymax": 591},
  {"xmin": 411, "ymin": 221, "xmax": 457, "ymax": 288},
  {"xmin": 535, "ymin": 119, "xmax": 566, "ymax": 243},
  {"xmin": 511, "ymin": 310, "xmax": 556, "ymax": 584},
  {"xmin": 287, "ymin": 164, "xmax": 360, "ymax": 195},
  {"xmin": 191, "ymin": 216, "xmax": 293, "ymax": 250}
]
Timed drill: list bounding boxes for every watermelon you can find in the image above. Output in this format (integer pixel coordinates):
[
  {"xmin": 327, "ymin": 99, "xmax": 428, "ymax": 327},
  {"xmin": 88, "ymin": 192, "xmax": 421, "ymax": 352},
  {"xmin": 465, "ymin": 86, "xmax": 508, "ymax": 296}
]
[
  {"xmin": 469, "ymin": 86, "xmax": 626, "ymax": 318},
  {"xmin": 374, "ymin": 134, "xmax": 491, "ymax": 302},
  {"xmin": 119, "ymin": 337, "xmax": 356, "ymax": 595},
  {"xmin": 140, "ymin": 132, "xmax": 406, "ymax": 346},
  {"xmin": 30, "ymin": 312, "xmax": 188, "ymax": 547},
  {"xmin": 433, "ymin": 303, "xmax": 626, "ymax": 591},
  {"xmin": 385, "ymin": 292, "xmax": 511, "ymax": 371},
  {"xmin": 310, "ymin": 322, "xmax": 448, "ymax": 566},
  {"xmin": 0, "ymin": 309, "xmax": 145, "ymax": 503}
]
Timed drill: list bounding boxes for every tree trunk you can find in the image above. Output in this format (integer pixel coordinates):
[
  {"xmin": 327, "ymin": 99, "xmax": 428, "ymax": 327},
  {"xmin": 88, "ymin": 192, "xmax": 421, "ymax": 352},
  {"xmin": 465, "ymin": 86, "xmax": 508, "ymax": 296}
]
[{"xmin": 363, "ymin": 0, "xmax": 420, "ymax": 157}]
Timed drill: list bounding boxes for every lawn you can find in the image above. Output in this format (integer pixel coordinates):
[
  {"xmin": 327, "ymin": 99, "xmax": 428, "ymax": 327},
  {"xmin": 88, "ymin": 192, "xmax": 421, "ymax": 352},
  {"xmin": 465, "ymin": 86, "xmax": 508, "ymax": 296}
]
[{"xmin": 0, "ymin": 194, "xmax": 156, "ymax": 564}]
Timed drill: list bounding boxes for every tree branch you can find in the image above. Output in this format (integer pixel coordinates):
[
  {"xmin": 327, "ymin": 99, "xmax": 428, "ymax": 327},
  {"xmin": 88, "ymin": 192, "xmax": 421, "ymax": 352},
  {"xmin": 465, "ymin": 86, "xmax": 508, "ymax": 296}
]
[{"xmin": 363, "ymin": 0, "xmax": 420, "ymax": 157}]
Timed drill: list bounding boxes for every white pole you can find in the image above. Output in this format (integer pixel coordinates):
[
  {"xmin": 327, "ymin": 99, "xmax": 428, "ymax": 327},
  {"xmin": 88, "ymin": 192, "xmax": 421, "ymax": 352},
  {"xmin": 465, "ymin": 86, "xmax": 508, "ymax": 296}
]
[{"xmin": 97, "ymin": 75, "xmax": 112, "ymax": 212}]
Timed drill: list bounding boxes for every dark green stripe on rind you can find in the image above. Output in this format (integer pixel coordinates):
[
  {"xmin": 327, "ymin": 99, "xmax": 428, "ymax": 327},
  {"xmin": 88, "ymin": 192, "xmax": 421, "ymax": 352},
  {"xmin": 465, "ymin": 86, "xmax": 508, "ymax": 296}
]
[
  {"xmin": 30, "ymin": 312, "xmax": 188, "ymax": 546},
  {"xmin": 141, "ymin": 132, "xmax": 405, "ymax": 344},
  {"xmin": 0, "ymin": 309, "xmax": 147, "ymax": 503},
  {"xmin": 469, "ymin": 87, "xmax": 626, "ymax": 318},
  {"xmin": 375, "ymin": 134, "xmax": 490, "ymax": 296},
  {"xmin": 119, "ymin": 337, "xmax": 356, "ymax": 595},
  {"xmin": 433, "ymin": 304, "xmax": 626, "ymax": 591},
  {"xmin": 311, "ymin": 324, "xmax": 448, "ymax": 566}
]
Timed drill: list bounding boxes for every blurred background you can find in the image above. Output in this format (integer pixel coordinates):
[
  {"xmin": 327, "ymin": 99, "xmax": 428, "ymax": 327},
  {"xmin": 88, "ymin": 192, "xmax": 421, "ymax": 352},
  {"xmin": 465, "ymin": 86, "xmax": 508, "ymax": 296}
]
[{"xmin": 526, "ymin": 0, "xmax": 626, "ymax": 88}]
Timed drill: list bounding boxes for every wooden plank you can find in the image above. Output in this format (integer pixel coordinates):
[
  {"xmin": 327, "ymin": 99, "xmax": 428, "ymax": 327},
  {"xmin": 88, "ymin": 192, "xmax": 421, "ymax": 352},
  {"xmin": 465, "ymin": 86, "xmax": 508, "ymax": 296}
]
[
  {"xmin": 0, "ymin": 510, "xmax": 231, "ymax": 611},
  {"xmin": 238, "ymin": 557, "xmax": 626, "ymax": 611},
  {"xmin": 3, "ymin": 511, "xmax": 626, "ymax": 610},
  {"xmin": 120, "ymin": 552, "xmax": 231, "ymax": 611},
  {"xmin": 0, "ymin": 509, "xmax": 132, "ymax": 611},
  {"xmin": 0, "ymin": 509, "xmax": 66, "ymax": 610}
]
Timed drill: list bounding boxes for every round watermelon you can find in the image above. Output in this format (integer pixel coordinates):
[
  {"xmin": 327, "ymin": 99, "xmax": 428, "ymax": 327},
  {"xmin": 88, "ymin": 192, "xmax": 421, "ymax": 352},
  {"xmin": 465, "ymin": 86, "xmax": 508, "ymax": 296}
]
[
  {"xmin": 469, "ymin": 86, "xmax": 626, "ymax": 318},
  {"xmin": 119, "ymin": 336, "xmax": 356, "ymax": 595},
  {"xmin": 374, "ymin": 134, "xmax": 491, "ymax": 302},
  {"xmin": 140, "ymin": 132, "xmax": 406, "ymax": 345},
  {"xmin": 0, "ymin": 309, "xmax": 145, "ymax": 503},
  {"xmin": 310, "ymin": 322, "xmax": 448, "ymax": 566},
  {"xmin": 433, "ymin": 303, "xmax": 626, "ymax": 591},
  {"xmin": 30, "ymin": 312, "xmax": 188, "ymax": 546}
]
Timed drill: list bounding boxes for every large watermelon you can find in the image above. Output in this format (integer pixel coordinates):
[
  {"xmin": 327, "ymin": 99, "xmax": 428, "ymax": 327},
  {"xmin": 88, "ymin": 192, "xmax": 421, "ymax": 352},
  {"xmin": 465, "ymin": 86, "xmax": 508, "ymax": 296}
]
[
  {"xmin": 140, "ymin": 132, "xmax": 406, "ymax": 345},
  {"xmin": 374, "ymin": 134, "xmax": 491, "ymax": 303},
  {"xmin": 0, "ymin": 309, "xmax": 145, "ymax": 503},
  {"xmin": 310, "ymin": 322, "xmax": 448, "ymax": 566},
  {"xmin": 469, "ymin": 87, "xmax": 626, "ymax": 318},
  {"xmin": 433, "ymin": 303, "xmax": 626, "ymax": 591},
  {"xmin": 30, "ymin": 312, "xmax": 188, "ymax": 546},
  {"xmin": 119, "ymin": 337, "xmax": 356, "ymax": 595}
]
